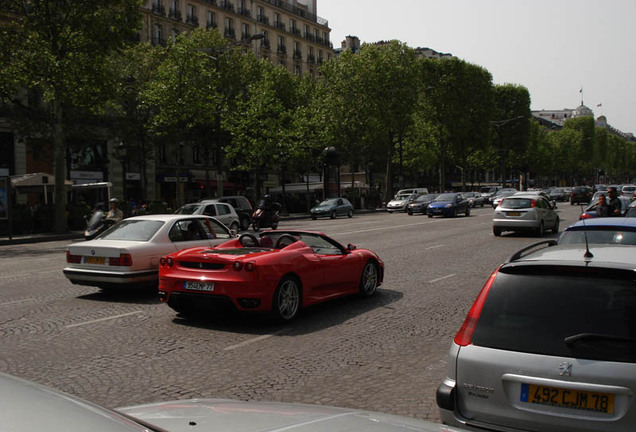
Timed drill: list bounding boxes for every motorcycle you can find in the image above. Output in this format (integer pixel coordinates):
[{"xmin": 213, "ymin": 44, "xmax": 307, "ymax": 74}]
[
  {"xmin": 84, "ymin": 209, "xmax": 115, "ymax": 240},
  {"xmin": 251, "ymin": 203, "xmax": 280, "ymax": 231}
]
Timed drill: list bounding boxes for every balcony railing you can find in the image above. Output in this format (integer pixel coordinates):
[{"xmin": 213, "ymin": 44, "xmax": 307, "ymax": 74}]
[
  {"xmin": 224, "ymin": 27, "xmax": 236, "ymax": 39},
  {"xmin": 241, "ymin": 32, "xmax": 251, "ymax": 41},
  {"xmin": 274, "ymin": 21, "xmax": 286, "ymax": 31},
  {"xmin": 207, "ymin": 21, "xmax": 217, "ymax": 29},
  {"xmin": 261, "ymin": 39, "xmax": 271, "ymax": 49},
  {"xmin": 257, "ymin": 15, "xmax": 269, "ymax": 25},
  {"xmin": 151, "ymin": 36, "xmax": 167, "ymax": 46},
  {"xmin": 307, "ymin": 54, "xmax": 315, "ymax": 64},
  {"xmin": 220, "ymin": 0, "xmax": 234, "ymax": 12},
  {"xmin": 151, "ymin": 4, "xmax": 166, "ymax": 16},
  {"xmin": 260, "ymin": 0, "xmax": 328, "ymax": 27},
  {"xmin": 202, "ymin": 0, "xmax": 217, "ymax": 4},
  {"xmin": 186, "ymin": 15, "xmax": 199, "ymax": 26},
  {"xmin": 238, "ymin": 7, "xmax": 250, "ymax": 17},
  {"xmin": 290, "ymin": 27, "xmax": 300, "ymax": 36},
  {"xmin": 293, "ymin": 49, "xmax": 302, "ymax": 60},
  {"xmin": 304, "ymin": 32, "xmax": 315, "ymax": 42},
  {"xmin": 277, "ymin": 44, "xmax": 286, "ymax": 55},
  {"xmin": 168, "ymin": 8, "xmax": 182, "ymax": 20}
]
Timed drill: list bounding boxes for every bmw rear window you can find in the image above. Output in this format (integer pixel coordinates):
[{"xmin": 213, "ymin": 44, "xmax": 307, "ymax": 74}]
[{"xmin": 472, "ymin": 268, "xmax": 636, "ymax": 362}]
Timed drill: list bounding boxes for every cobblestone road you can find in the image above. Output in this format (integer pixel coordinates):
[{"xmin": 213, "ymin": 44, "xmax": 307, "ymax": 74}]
[{"xmin": 0, "ymin": 204, "xmax": 581, "ymax": 422}]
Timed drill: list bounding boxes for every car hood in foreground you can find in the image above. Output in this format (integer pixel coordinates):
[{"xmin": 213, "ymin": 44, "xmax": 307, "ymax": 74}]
[{"xmin": 118, "ymin": 398, "xmax": 463, "ymax": 432}]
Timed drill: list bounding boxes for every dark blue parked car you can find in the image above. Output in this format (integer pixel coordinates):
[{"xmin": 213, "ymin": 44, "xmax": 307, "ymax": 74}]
[
  {"xmin": 310, "ymin": 197, "xmax": 354, "ymax": 220},
  {"xmin": 426, "ymin": 193, "xmax": 471, "ymax": 218}
]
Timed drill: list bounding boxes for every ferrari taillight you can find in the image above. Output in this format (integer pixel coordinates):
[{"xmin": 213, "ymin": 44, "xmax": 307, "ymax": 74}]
[
  {"xmin": 109, "ymin": 253, "xmax": 133, "ymax": 267},
  {"xmin": 160, "ymin": 257, "xmax": 174, "ymax": 267},
  {"xmin": 454, "ymin": 267, "xmax": 500, "ymax": 347},
  {"xmin": 232, "ymin": 262, "xmax": 243, "ymax": 271},
  {"xmin": 245, "ymin": 261, "xmax": 256, "ymax": 272}
]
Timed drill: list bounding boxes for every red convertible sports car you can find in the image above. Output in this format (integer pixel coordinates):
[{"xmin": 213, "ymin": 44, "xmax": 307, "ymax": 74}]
[{"xmin": 158, "ymin": 230, "xmax": 384, "ymax": 321}]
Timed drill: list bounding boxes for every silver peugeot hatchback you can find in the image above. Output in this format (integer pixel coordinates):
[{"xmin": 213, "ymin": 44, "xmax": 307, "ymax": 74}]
[{"xmin": 437, "ymin": 241, "xmax": 636, "ymax": 431}]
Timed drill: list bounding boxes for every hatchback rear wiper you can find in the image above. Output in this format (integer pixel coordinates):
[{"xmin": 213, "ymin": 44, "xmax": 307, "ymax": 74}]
[{"xmin": 564, "ymin": 333, "xmax": 636, "ymax": 346}]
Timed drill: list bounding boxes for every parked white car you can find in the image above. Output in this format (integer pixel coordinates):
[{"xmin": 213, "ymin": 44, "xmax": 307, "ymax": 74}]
[
  {"xmin": 175, "ymin": 200, "xmax": 241, "ymax": 232},
  {"xmin": 63, "ymin": 214, "xmax": 235, "ymax": 290}
]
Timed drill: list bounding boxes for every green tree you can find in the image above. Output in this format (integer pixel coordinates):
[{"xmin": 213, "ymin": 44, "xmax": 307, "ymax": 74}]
[{"xmin": 0, "ymin": 0, "xmax": 142, "ymax": 232}]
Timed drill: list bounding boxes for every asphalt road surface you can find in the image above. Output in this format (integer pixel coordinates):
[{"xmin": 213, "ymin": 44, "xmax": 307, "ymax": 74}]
[{"xmin": 0, "ymin": 203, "xmax": 584, "ymax": 422}]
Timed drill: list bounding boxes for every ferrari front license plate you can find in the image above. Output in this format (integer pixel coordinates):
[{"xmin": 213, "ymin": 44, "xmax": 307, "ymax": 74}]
[
  {"xmin": 520, "ymin": 383, "xmax": 614, "ymax": 414},
  {"xmin": 84, "ymin": 256, "xmax": 105, "ymax": 265},
  {"xmin": 184, "ymin": 281, "xmax": 215, "ymax": 292}
]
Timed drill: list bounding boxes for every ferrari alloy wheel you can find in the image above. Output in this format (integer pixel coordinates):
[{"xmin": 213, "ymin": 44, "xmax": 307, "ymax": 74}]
[
  {"xmin": 272, "ymin": 276, "xmax": 301, "ymax": 322},
  {"xmin": 359, "ymin": 261, "xmax": 379, "ymax": 297}
]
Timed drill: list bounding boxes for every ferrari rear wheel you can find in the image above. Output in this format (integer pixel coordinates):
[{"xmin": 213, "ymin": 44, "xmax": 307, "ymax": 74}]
[
  {"xmin": 271, "ymin": 276, "xmax": 301, "ymax": 322},
  {"xmin": 359, "ymin": 261, "xmax": 379, "ymax": 297}
]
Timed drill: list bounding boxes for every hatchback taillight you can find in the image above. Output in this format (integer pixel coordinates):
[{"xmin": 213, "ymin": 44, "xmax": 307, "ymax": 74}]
[
  {"xmin": 109, "ymin": 253, "xmax": 133, "ymax": 267},
  {"xmin": 530, "ymin": 199, "xmax": 537, "ymax": 208},
  {"xmin": 454, "ymin": 267, "xmax": 500, "ymax": 347},
  {"xmin": 66, "ymin": 251, "xmax": 81, "ymax": 264}
]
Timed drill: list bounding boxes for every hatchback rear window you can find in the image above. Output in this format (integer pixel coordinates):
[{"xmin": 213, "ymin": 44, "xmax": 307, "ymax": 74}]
[
  {"xmin": 500, "ymin": 198, "xmax": 533, "ymax": 209},
  {"xmin": 472, "ymin": 268, "xmax": 636, "ymax": 362}
]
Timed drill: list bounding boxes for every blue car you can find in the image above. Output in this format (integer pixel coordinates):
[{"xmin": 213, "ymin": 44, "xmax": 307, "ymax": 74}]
[
  {"xmin": 558, "ymin": 217, "xmax": 636, "ymax": 245},
  {"xmin": 426, "ymin": 193, "xmax": 471, "ymax": 218}
]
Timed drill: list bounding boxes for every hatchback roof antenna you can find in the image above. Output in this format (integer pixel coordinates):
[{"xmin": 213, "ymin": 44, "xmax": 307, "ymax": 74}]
[{"xmin": 580, "ymin": 201, "xmax": 593, "ymax": 259}]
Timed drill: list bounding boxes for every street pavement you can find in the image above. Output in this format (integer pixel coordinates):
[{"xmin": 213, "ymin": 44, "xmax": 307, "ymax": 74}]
[{"xmin": 0, "ymin": 204, "xmax": 584, "ymax": 422}]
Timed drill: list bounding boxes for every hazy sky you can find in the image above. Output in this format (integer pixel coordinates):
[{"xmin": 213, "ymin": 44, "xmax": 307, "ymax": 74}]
[{"xmin": 317, "ymin": 0, "xmax": 636, "ymax": 135}]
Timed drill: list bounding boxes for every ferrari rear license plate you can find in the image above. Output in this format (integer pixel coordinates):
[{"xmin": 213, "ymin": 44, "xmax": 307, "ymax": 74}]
[
  {"xmin": 84, "ymin": 256, "xmax": 106, "ymax": 265},
  {"xmin": 506, "ymin": 211, "xmax": 521, "ymax": 216},
  {"xmin": 184, "ymin": 281, "xmax": 215, "ymax": 292},
  {"xmin": 520, "ymin": 383, "xmax": 614, "ymax": 414}
]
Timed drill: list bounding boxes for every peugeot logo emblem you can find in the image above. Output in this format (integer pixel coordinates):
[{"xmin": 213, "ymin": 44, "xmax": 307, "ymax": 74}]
[
  {"xmin": 558, "ymin": 362, "xmax": 572, "ymax": 376},
  {"xmin": 91, "ymin": 250, "xmax": 95, "ymax": 255}
]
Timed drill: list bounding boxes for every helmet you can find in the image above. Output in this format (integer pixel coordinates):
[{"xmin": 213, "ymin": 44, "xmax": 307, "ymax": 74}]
[
  {"xmin": 109, "ymin": 198, "xmax": 119, "ymax": 204},
  {"xmin": 264, "ymin": 194, "xmax": 271, "ymax": 200}
]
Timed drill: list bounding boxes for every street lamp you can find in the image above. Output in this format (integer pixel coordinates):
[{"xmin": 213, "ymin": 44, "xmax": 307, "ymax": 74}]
[
  {"xmin": 116, "ymin": 141, "xmax": 127, "ymax": 201},
  {"xmin": 196, "ymin": 33, "xmax": 265, "ymax": 198}
]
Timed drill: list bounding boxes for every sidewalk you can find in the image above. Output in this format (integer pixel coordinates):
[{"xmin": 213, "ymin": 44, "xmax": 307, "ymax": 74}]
[{"xmin": 0, "ymin": 210, "xmax": 381, "ymax": 246}]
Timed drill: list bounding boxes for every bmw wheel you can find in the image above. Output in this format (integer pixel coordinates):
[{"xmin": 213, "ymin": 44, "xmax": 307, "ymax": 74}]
[
  {"xmin": 271, "ymin": 276, "xmax": 301, "ymax": 322},
  {"xmin": 359, "ymin": 261, "xmax": 379, "ymax": 297}
]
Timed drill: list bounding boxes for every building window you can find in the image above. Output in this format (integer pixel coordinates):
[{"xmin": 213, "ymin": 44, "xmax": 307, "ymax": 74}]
[
  {"xmin": 207, "ymin": 11, "xmax": 216, "ymax": 28},
  {"xmin": 277, "ymin": 35, "xmax": 286, "ymax": 54},
  {"xmin": 152, "ymin": 24, "xmax": 164, "ymax": 46},
  {"xmin": 225, "ymin": 17, "xmax": 235, "ymax": 38},
  {"xmin": 293, "ymin": 41, "xmax": 301, "ymax": 59},
  {"xmin": 256, "ymin": 6, "xmax": 267, "ymax": 24},
  {"xmin": 186, "ymin": 4, "xmax": 198, "ymax": 25},
  {"xmin": 241, "ymin": 22, "xmax": 250, "ymax": 40}
]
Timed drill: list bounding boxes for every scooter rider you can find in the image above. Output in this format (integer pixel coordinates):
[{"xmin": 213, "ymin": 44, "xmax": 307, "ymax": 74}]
[{"xmin": 105, "ymin": 198, "xmax": 124, "ymax": 223}]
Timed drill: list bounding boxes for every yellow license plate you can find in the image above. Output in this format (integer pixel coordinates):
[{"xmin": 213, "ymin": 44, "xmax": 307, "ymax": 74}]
[
  {"xmin": 521, "ymin": 383, "xmax": 614, "ymax": 414},
  {"xmin": 506, "ymin": 211, "xmax": 521, "ymax": 216},
  {"xmin": 84, "ymin": 256, "xmax": 106, "ymax": 265}
]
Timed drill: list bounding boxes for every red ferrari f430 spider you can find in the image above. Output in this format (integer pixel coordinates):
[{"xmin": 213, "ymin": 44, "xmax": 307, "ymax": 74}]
[{"xmin": 158, "ymin": 230, "xmax": 384, "ymax": 321}]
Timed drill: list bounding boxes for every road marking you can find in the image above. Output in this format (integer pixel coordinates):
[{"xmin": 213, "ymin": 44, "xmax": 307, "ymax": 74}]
[
  {"xmin": 65, "ymin": 311, "xmax": 143, "ymax": 328},
  {"xmin": 429, "ymin": 274, "xmax": 456, "ymax": 283},
  {"xmin": 224, "ymin": 332, "xmax": 282, "ymax": 351},
  {"xmin": 0, "ymin": 299, "xmax": 35, "ymax": 306},
  {"xmin": 425, "ymin": 244, "xmax": 444, "ymax": 250},
  {"xmin": 334, "ymin": 216, "xmax": 476, "ymax": 236}
]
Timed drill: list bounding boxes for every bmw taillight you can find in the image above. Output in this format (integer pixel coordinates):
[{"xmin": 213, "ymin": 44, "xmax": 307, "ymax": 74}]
[
  {"xmin": 454, "ymin": 267, "xmax": 500, "ymax": 347},
  {"xmin": 109, "ymin": 253, "xmax": 133, "ymax": 267},
  {"xmin": 66, "ymin": 251, "xmax": 81, "ymax": 264}
]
